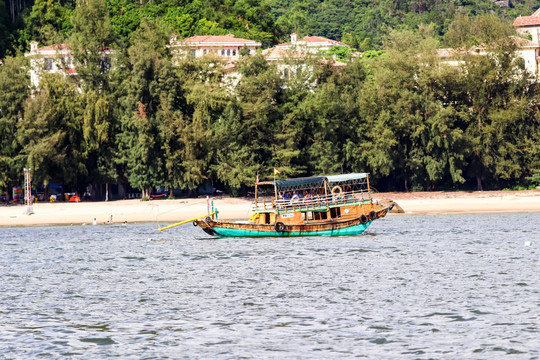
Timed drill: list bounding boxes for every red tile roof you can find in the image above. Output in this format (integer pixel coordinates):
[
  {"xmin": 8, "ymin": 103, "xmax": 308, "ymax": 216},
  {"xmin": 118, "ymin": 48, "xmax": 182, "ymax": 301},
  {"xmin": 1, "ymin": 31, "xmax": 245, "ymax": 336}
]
[
  {"xmin": 30, "ymin": 43, "xmax": 112, "ymax": 52},
  {"xmin": 38, "ymin": 44, "xmax": 72, "ymax": 51},
  {"xmin": 276, "ymin": 35, "xmax": 349, "ymax": 48},
  {"xmin": 513, "ymin": 11, "xmax": 540, "ymax": 27},
  {"xmin": 303, "ymin": 36, "xmax": 347, "ymax": 46},
  {"xmin": 180, "ymin": 34, "xmax": 259, "ymax": 44}
]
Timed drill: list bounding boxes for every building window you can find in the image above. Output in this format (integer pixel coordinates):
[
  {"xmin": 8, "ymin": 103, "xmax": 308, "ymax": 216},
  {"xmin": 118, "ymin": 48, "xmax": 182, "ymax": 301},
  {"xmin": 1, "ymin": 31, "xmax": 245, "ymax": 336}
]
[
  {"xmin": 190, "ymin": 49, "xmax": 196, "ymax": 58},
  {"xmin": 227, "ymin": 49, "xmax": 230, "ymax": 56},
  {"xmin": 203, "ymin": 49, "xmax": 207, "ymax": 55},
  {"xmin": 45, "ymin": 58, "xmax": 53, "ymax": 70},
  {"xmin": 232, "ymin": 49, "xmax": 236, "ymax": 56},
  {"xmin": 101, "ymin": 57, "xmax": 111, "ymax": 72},
  {"xmin": 221, "ymin": 49, "xmax": 225, "ymax": 55}
]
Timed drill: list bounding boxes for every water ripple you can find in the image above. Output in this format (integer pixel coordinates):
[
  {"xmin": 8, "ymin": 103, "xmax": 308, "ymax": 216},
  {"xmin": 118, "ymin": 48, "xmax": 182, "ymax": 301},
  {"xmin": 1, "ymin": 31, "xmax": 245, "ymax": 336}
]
[{"xmin": 0, "ymin": 212, "xmax": 539, "ymax": 359}]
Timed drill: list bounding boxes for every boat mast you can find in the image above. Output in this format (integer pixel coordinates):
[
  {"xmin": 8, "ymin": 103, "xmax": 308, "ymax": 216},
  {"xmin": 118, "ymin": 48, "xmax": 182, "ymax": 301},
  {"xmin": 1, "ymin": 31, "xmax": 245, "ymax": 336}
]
[
  {"xmin": 273, "ymin": 170, "xmax": 278, "ymax": 201},
  {"xmin": 366, "ymin": 174, "xmax": 373, "ymax": 204},
  {"xmin": 255, "ymin": 183, "xmax": 258, "ymax": 204}
]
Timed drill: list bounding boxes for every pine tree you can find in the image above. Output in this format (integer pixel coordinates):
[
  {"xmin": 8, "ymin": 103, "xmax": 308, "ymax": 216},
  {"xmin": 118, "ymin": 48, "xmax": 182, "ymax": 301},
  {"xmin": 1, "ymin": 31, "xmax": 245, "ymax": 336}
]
[
  {"xmin": 17, "ymin": 74, "xmax": 84, "ymax": 195},
  {"xmin": 70, "ymin": 0, "xmax": 113, "ymax": 92},
  {"xmin": 117, "ymin": 19, "xmax": 170, "ymax": 198},
  {"xmin": 0, "ymin": 56, "xmax": 30, "ymax": 199}
]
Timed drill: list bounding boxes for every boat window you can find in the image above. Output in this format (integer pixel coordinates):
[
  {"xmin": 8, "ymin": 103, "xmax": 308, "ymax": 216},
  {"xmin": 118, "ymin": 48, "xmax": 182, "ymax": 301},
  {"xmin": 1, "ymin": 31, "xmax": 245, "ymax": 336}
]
[
  {"xmin": 302, "ymin": 212, "xmax": 314, "ymax": 221},
  {"xmin": 314, "ymin": 211, "xmax": 328, "ymax": 220},
  {"xmin": 330, "ymin": 207, "xmax": 341, "ymax": 219},
  {"xmin": 264, "ymin": 213, "xmax": 271, "ymax": 224}
]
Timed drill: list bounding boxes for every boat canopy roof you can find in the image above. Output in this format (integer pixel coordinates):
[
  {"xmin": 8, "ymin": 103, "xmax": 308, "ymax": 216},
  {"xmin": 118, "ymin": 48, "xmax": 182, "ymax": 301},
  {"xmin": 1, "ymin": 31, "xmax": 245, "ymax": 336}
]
[
  {"xmin": 275, "ymin": 176, "xmax": 326, "ymax": 189},
  {"xmin": 274, "ymin": 173, "xmax": 369, "ymax": 191},
  {"xmin": 326, "ymin": 173, "xmax": 368, "ymax": 183}
]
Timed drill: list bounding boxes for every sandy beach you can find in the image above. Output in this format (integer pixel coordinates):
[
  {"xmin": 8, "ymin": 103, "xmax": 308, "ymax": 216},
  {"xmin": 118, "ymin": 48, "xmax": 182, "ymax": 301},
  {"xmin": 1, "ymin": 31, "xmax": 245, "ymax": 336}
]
[{"xmin": 1, "ymin": 189, "xmax": 539, "ymax": 227}]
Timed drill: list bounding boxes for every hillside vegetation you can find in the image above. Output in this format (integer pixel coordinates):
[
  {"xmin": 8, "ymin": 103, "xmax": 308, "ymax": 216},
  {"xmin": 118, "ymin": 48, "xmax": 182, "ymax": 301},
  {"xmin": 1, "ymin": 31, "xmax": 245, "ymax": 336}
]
[{"xmin": 1, "ymin": 0, "xmax": 538, "ymax": 56}]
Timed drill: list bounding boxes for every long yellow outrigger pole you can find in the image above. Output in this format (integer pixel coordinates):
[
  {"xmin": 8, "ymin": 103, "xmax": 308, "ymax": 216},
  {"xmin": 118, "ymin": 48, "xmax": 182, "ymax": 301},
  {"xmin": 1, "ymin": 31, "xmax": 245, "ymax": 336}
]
[{"xmin": 158, "ymin": 211, "xmax": 217, "ymax": 231}]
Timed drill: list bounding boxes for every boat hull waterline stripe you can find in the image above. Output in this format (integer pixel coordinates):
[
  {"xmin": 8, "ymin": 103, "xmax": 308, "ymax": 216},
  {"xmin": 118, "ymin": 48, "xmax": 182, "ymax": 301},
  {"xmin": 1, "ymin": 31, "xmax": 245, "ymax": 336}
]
[{"xmin": 208, "ymin": 222, "xmax": 372, "ymax": 237}]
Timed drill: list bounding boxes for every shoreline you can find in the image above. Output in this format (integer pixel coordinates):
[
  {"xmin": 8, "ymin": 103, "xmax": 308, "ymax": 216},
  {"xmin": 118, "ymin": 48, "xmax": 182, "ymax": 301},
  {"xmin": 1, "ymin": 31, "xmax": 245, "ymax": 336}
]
[{"xmin": 1, "ymin": 189, "xmax": 539, "ymax": 227}]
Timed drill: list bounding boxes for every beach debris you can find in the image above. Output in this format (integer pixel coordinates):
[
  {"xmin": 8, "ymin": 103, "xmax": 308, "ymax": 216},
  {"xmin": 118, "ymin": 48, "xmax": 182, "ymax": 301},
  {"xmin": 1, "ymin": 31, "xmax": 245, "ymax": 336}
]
[{"xmin": 524, "ymin": 241, "xmax": 532, "ymax": 247}]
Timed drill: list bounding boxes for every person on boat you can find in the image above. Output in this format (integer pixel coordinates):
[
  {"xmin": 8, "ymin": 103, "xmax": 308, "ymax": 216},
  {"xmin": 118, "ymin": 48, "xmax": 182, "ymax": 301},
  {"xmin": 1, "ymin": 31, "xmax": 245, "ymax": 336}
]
[
  {"xmin": 283, "ymin": 192, "xmax": 291, "ymax": 200},
  {"xmin": 304, "ymin": 191, "xmax": 311, "ymax": 203}
]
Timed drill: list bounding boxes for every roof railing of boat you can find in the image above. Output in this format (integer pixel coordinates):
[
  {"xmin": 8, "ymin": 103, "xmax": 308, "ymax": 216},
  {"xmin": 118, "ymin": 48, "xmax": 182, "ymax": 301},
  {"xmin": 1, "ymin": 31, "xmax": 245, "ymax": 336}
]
[{"xmin": 251, "ymin": 189, "xmax": 370, "ymax": 212}]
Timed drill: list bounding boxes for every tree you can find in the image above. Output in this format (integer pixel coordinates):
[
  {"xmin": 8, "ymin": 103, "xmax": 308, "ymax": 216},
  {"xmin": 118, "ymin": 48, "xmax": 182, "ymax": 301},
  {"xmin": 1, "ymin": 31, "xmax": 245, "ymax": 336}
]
[
  {"xmin": 17, "ymin": 73, "xmax": 84, "ymax": 195},
  {"xmin": 463, "ymin": 36, "xmax": 539, "ymax": 190},
  {"xmin": 0, "ymin": 0, "xmax": 11, "ymax": 58},
  {"xmin": 171, "ymin": 55, "xmax": 233, "ymax": 193},
  {"xmin": 117, "ymin": 19, "xmax": 170, "ymax": 198},
  {"xmin": 212, "ymin": 53, "xmax": 286, "ymax": 194},
  {"xmin": 0, "ymin": 56, "xmax": 30, "ymax": 199},
  {"xmin": 70, "ymin": 0, "xmax": 114, "ymax": 92},
  {"xmin": 81, "ymin": 90, "xmax": 119, "ymax": 200},
  {"xmin": 23, "ymin": 0, "xmax": 72, "ymax": 46}
]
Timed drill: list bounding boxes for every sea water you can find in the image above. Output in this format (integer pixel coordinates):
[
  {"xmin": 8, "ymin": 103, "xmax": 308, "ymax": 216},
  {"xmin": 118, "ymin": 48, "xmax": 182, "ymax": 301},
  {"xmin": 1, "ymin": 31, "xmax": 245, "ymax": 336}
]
[{"xmin": 0, "ymin": 213, "xmax": 538, "ymax": 359}]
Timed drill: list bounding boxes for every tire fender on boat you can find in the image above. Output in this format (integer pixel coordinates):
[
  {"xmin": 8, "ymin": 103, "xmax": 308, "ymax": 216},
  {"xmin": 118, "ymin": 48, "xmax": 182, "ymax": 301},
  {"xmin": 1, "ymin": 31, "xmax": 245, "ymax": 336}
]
[
  {"xmin": 275, "ymin": 222, "xmax": 286, "ymax": 232},
  {"xmin": 368, "ymin": 211, "xmax": 377, "ymax": 220},
  {"xmin": 205, "ymin": 216, "xmax": 212, "ymax": 224},
  {"xmin": 193, "ymin": 221, "xmax": 198, "ymax": 226},
  {"xmin": 360, "ymin": 214, "xmax": 369, "ymax": 225}
]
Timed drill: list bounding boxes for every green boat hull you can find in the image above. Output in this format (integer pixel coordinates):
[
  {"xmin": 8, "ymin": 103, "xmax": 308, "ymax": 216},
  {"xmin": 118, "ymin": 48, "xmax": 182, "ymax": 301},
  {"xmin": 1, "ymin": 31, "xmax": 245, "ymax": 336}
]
[{"xmin": 207, "ymin": 221, "xmax": 372, "ymax": 237}]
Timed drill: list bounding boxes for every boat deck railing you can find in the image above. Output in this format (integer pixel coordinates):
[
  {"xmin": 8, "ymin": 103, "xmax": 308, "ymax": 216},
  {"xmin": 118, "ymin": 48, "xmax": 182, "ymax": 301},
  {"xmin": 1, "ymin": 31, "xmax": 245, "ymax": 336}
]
[{"xmin": 251, "ymin": 189, "xmax": 371, "ymax": 213}]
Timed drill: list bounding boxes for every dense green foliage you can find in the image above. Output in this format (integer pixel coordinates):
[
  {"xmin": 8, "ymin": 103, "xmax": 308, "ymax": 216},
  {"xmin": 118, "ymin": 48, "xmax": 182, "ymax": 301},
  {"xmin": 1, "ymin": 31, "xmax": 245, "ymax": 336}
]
[
  {"xmin": 0, "ymin": 0, "xmax": 539, "ymax": 198},
  {"xmin": 2, "ymin": 0, "xmax": 539, "ymax": 57}
]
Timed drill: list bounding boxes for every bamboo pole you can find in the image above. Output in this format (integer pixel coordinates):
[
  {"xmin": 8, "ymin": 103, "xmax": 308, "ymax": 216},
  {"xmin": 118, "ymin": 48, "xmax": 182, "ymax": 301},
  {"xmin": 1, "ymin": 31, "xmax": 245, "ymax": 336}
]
[{"xmin": 158, "ymin": 211, "xmax": 217, "ymax": 231}]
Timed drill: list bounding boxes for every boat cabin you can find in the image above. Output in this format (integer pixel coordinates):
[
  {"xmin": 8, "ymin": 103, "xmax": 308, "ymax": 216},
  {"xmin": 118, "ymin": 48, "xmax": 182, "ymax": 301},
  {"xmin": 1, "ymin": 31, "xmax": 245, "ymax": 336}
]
[{"xmin": 251, "ymin": 173, "xmax": 373, "ymax": 225}]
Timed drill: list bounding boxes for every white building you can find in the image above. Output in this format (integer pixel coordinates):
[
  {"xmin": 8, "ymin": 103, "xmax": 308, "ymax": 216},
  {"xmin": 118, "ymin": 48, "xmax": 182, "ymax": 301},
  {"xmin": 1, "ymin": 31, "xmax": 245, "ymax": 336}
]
[
  {"xmin": 262, "ymin": 34, "xmax": 347, "ymax": 81},
  {"xmin": 24, "ymin": 41, "xmax": 76, "ymax": 88},
  {"xmin": 271, "ymin": 33, "xmax": 349, "ymax": 54},
  {"xmin": 24, "ymin": 41, "xmax": 113, "ymax": 88},
  {"xmin": 169, "ymin": 34, "xmax": 261, "ymax": 59},
  {"xmin": 513, "ymin": 9, "xmax": 540, "ymax": 76},
  {"xmin": 435, "ymin": 9, "xmax": 540, "ymax": 78}
]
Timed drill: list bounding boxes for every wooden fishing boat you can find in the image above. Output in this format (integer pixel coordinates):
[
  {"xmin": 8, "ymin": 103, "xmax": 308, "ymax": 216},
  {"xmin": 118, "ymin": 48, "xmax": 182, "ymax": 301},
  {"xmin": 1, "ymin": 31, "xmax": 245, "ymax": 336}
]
[{"xmin": 192, "ymin": 173, "xmax": 393, "ymax": 237}]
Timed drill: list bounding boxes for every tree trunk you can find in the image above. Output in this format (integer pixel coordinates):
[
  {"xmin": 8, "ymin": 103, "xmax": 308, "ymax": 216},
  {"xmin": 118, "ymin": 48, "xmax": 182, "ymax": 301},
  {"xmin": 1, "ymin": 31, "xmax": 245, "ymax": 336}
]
[
  {"xmin": 403, "ymin": 169, "xmax": 409, "ymax": 192},
  {"xmin": 105, "ymin": 183, "xmax": 109, "ymax": 201},
  {"xmin": 476, "ymin": 175, "xmax": 483, "ymax": 191}
]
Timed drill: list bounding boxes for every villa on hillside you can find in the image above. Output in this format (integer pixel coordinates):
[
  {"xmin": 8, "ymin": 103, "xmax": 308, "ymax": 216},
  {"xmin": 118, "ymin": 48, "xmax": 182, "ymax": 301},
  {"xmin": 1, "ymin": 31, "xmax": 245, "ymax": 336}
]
[
  {"xmin": 24, "ymin": 33, "xmax": 350, "ymax": 90},
  {"xmin": 435, "ymin": 9, "xmax": 540, "ymax": 78},
  {"xmin": 270, "ymin": 33, "xmax": 349, "ymax": 54},
  {"xmin": 168, "ymin": 34, "xmax": 261, "ymax": 59},
  {"xmin": 24, "ymin": 41, "xmax": 112, "ymax": 88},
  {"xmin": 24, "ymin": 41, "xmax": 76, "ymax": 88},
  {"xmin": 263, "ymin": 33, "xmax": 348, "ymax": 81},
  {"xmin": 513, "ymin": 8, "xmax": 540, "ymax": 75}
]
